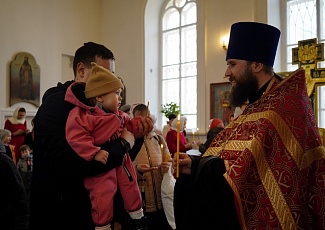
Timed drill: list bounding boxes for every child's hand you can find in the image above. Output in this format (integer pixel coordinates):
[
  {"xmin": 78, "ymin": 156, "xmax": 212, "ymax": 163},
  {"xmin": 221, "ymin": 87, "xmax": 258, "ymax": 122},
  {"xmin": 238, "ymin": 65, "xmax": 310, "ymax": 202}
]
[{"xmin": 94, "ymin": 150, "xmax": 109, "ymax": 164}]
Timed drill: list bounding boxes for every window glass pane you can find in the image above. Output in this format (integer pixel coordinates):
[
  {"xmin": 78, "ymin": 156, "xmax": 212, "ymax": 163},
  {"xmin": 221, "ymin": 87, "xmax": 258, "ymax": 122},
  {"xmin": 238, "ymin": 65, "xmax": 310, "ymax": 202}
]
[
  {"xmin": 163, "ymin": 30, "xmax": 180, "ymax": 65},
  {"xmin": 321, "ymin": 0, "xmax": 325, "ymax": 39},
  {"xmin": 163, "ymin": 65, "xmax": 179, "ymax": 80},
  {"xmin": 181, "ymin": 62, "xmax": 197, "ymax": 77},
  {"xmin": 184, "ymin": 115, "xmax": 197, "ymax": 130},
  {"xmin": 181, "ymin": 76, "xmax": 197, "ymax": 114},
  {"xmin": 181, "ymin": 3, "xmax": 197, "ymax": 25},
  {"xmin": 320, "ymin": 86, "xmax": 325, "ymax": 108},
  {"xmin": 287, "ymin": 46, "xmax": 300, "ymax": 70},
  {"xmin": 318, "ymin": 85, "xmax": 325, "ymax": 128},
  {"xmin": 162, "ymin": 78, "xmax": 180, "ymax": 106},
  {"xmin": 287, "ymin": 0, "xmax": 316, "ymax": 45},
  {"xmin": 181, "ymin": 25, "xmax": 197, "ymax": 62},
  {"xmin": 163, "ymin": 8, "xmax": 180, "ymax": 30},
  {"xmin": 175, "ymin": 0, "xmax": 186, "ymax": 8}
]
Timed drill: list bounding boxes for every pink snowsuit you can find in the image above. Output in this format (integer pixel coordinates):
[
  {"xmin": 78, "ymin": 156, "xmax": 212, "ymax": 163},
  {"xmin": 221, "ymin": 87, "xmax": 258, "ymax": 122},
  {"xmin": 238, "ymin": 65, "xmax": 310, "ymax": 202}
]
[{"xmin": 65, "ymin": 83, "xmax": 142, "ymax": 226}]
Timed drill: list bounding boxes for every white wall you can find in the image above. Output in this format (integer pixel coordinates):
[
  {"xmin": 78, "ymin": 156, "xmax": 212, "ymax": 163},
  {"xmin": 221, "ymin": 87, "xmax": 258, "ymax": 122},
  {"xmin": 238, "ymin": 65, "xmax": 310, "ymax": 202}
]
[{"xmin": 0, "ymin": 0, "xmax": 103, "ymax": 127}]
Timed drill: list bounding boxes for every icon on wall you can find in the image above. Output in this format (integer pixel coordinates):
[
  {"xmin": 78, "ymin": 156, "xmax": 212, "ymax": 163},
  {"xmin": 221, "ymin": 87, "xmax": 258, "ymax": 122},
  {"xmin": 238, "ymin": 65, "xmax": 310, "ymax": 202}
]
[
  {"xmin": 10, "ymin": 52, "xmax": 40, "ymax": 107},
  {"xmin": 210, "ymin": 82, "xmax": 234, "ymax": 126}
]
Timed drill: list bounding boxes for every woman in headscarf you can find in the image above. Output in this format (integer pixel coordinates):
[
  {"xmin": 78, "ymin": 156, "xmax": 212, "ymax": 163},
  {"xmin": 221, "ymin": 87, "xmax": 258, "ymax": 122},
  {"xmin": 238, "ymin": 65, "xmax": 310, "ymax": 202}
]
[{"xmin": 4, "ymin": 107, "xmax": 29, "ymax": 160}]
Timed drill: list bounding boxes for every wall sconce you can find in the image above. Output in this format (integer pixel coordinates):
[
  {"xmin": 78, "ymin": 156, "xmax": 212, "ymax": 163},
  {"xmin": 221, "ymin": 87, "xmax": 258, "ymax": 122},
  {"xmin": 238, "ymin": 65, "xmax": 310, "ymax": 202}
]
[
  {"xmin": 221, "ymin": 35, "xmax": 229, "ymax": 51},
  {"xmin": 222, "ymin": 40, "xmax": 228, "ymax": 50}
]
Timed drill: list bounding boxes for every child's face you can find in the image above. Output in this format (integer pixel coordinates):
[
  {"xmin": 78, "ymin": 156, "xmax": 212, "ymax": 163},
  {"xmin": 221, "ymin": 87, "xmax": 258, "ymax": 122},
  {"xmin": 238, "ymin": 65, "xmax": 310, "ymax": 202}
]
[
  {"xmin": 98, "ymin": 88, "xmax": 123, "ymax": 111},
  {"xmin": 21, "ymin": 149, "xmax": 30, "ymax": 158}
]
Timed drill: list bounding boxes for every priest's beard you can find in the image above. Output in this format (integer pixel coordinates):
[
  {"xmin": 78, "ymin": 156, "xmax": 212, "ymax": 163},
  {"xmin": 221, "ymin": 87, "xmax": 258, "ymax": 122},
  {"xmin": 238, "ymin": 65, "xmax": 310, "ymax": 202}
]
[{"xmin": 229, "ymin": 65, "xmax": 259, "ymax": 107}]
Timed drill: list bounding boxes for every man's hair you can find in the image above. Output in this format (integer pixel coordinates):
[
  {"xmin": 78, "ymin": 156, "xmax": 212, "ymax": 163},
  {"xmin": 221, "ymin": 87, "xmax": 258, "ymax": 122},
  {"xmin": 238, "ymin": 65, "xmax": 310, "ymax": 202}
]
[
  {"xmin": 247, "ymin": 61, "xmax": 274, "ymax": 75},
  {"xmin": 262, "ymin": 65, "xmax": 274, "ymax": 75},
  {"xmin": 20, "ymin": 144, "xmax": 30, "ymax": 152},
  {"xmin": 73, "ymin": 42, "xmax": 115, "ymax": 76}
]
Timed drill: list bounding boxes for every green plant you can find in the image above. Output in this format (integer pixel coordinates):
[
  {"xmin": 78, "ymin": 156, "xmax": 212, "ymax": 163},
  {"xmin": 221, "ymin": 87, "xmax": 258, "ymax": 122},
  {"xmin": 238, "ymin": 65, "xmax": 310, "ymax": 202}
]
[{"xmin": 161, "ymin": 102, "xmax": 180, "ymax": 119}]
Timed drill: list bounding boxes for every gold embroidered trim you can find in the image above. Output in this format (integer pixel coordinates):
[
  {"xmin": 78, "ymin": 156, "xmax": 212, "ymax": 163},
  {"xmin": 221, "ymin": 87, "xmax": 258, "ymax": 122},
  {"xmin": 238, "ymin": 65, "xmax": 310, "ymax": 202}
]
[
  {"xmin": 224, "ymin": 173, "xmax": 247, "ymax": 230},
  {"xmin": 302, "ymin": 145, "xmax": 325, "ymax": 167},
  {"xmin": 205, "ymin": 110, "xmax": 325, "ymax": 169},
  {"xmin": 249, "ymin": 139, "xmax": 296, "ymax": 229}
]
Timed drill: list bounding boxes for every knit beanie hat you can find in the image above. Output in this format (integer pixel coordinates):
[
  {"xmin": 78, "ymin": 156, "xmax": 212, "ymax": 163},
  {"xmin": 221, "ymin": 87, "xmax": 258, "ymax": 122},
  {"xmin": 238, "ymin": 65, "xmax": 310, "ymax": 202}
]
[{"xmin": 85, "ymin": 62, "xmax": 124, "ymax": 99}]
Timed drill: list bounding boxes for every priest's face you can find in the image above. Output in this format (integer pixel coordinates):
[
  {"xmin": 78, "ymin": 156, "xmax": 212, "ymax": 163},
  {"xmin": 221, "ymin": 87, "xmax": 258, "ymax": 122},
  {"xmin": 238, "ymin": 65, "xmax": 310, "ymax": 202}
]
[{"xmin": 225, "ymin": 59, "xmax": 259, "ymax": 107}]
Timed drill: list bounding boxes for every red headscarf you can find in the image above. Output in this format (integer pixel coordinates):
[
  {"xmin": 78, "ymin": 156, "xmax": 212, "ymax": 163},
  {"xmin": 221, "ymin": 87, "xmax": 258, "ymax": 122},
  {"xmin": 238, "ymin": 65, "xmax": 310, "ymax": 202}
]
[{"xmin": 209, "ymin": 118, "xmax": 224, "ymax": 129}]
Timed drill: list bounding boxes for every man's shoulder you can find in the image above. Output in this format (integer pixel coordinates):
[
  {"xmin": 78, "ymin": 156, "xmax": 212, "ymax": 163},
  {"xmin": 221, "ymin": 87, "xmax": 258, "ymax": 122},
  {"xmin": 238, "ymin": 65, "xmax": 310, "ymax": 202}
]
[{"xmin": 42, "ymin": 81, "xmax": 74, "ymax": 102}]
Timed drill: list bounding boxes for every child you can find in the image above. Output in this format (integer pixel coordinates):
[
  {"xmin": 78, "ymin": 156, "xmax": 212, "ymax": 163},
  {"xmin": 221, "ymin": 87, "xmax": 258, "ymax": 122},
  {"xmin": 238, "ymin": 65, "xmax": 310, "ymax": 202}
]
[
  {"xmin": 132, "ymin": 103, "xmax": 174, "ymax": 230},
  {"xmin": 16, "ymin": 144, "xmax": 33, "ymax": 206},
  {"xmin": 65, "ymin": 63, "xmax": 147, "ymax": 230}
]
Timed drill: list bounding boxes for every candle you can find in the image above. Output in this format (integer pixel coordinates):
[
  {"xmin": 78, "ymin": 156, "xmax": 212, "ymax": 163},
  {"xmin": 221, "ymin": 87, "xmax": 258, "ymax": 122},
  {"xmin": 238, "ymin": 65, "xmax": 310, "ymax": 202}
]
[
  {"xmin": 197, "ymin": 128, "xmax": 200, "ymax": 141},
  {"xmin": 192, "ymin": 130, "xmax": 194, "ymax": 142},
  {"xmin": 176, "ymin": 114, "xmax": 180, "ymax": 178},
  {"xmin": 161, "ymin": 144, "xmax": 164, "ymax": 161},
  {"xmin": 161, "ymin": 144, "xmax": 165, "ymax": 174},
  {"xmin": 146, "ymin": 100, "xmax": 150, "ymax": 117}
]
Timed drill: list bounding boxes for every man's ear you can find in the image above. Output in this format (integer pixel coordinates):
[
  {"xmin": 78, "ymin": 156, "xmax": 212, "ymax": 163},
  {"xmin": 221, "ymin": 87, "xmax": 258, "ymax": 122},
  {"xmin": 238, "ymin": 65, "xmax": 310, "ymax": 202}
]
[
  {"xmin": 76, "ymin": 62, "xmax": 86, "ymax": 79},
  {"xmin": 251, "ymin": 62, "xmax": 264, "ymax": 73}
]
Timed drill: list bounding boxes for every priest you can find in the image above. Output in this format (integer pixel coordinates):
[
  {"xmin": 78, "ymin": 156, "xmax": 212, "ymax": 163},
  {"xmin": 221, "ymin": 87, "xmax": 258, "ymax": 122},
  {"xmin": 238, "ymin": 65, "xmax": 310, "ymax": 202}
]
[{"xmin": 174, "ymin": 22, "xmax": 325, "ymax": 229}]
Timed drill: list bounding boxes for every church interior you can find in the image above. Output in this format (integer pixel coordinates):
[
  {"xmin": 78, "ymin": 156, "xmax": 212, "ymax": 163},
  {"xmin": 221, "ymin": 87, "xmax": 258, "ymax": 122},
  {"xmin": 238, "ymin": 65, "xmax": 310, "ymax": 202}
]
[{"xmin": 0, "ymin": 0, "xmax": 324, "ymax": 138}]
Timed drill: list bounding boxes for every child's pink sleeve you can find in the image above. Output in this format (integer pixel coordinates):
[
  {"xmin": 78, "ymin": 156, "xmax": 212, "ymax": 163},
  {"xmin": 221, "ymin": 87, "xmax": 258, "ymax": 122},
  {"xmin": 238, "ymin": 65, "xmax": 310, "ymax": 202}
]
[{"xmin": 126, "ymin": 116, "xmax": 142, "ymax": 134}]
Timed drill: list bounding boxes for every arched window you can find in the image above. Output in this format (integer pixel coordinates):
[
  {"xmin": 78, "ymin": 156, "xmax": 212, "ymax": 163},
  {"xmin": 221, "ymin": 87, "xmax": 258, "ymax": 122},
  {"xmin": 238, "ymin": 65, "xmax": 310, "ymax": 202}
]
[{"xmin": 161, "ymin": 0, "xmax": 197, "ymax": 129}]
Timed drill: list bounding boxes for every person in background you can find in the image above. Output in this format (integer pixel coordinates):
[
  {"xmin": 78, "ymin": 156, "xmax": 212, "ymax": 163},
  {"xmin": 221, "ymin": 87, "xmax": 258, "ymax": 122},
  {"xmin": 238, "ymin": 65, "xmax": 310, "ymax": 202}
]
[
  {"xmin": 29, "ymin": 42, "xmax": 153, "ymax": 230},
  {"xmin": 132, "ymin": 103, "xmax": 172, "ymax": 230},
  {"xmin": 0, "ymin": 129, "xmax": 16, "ymax": 164},
  {"xmin": 23, "ymin": 117, "xmax": 35, "ymax": 153},
  {"xmin": 0, "ymin": 140, "xmax": 29, "ymax": 230},
  {"xmin": 162, "ymin": 114, "xmax": 176, "ymax": 139},
  {"xmin": 174, "ymin": 22, "xmax": 325, "ymax": 229},
  {"xmin": 17, "ymin": 144, "xmax": 33, "ymax": 208},
  {"xmin": 120, "ymin": 104, "xmax": 131, "ymax": 116},
  {"xmin": 229, "ymin": 113, "xmax": 235, "ymax": 123},
  {"xmin": 165, "ymin": 116, "xmax": 193, "ymax": 157},
  {"xmin": 198, "ymin": 118, "xmax": 224, "ymax": 154},
  {"xmin": 234, "ymin": 101, "xmax": 248, "ymax": 119},
  {"xmin": 4, "ymin": 107, "xmax": 29, "ymax": 160},
  {"xmin": 65, "ymin": 63, "xmax": 147, "ymax": 230}
]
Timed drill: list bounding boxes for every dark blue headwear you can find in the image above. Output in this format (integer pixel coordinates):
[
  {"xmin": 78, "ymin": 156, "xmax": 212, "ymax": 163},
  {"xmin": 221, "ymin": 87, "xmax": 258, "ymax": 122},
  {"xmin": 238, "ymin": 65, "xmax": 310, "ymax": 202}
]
[{"xmin": 226, "ymin": 22, "xmax": 281, "ymax": 67}]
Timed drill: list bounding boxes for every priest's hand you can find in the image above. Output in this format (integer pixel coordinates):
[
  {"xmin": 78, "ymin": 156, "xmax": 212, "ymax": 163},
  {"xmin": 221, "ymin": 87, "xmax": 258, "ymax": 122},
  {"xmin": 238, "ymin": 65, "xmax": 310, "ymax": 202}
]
[{"xmin": 172, "ymin": 152, "xmax": 191, "ymax": 174}]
